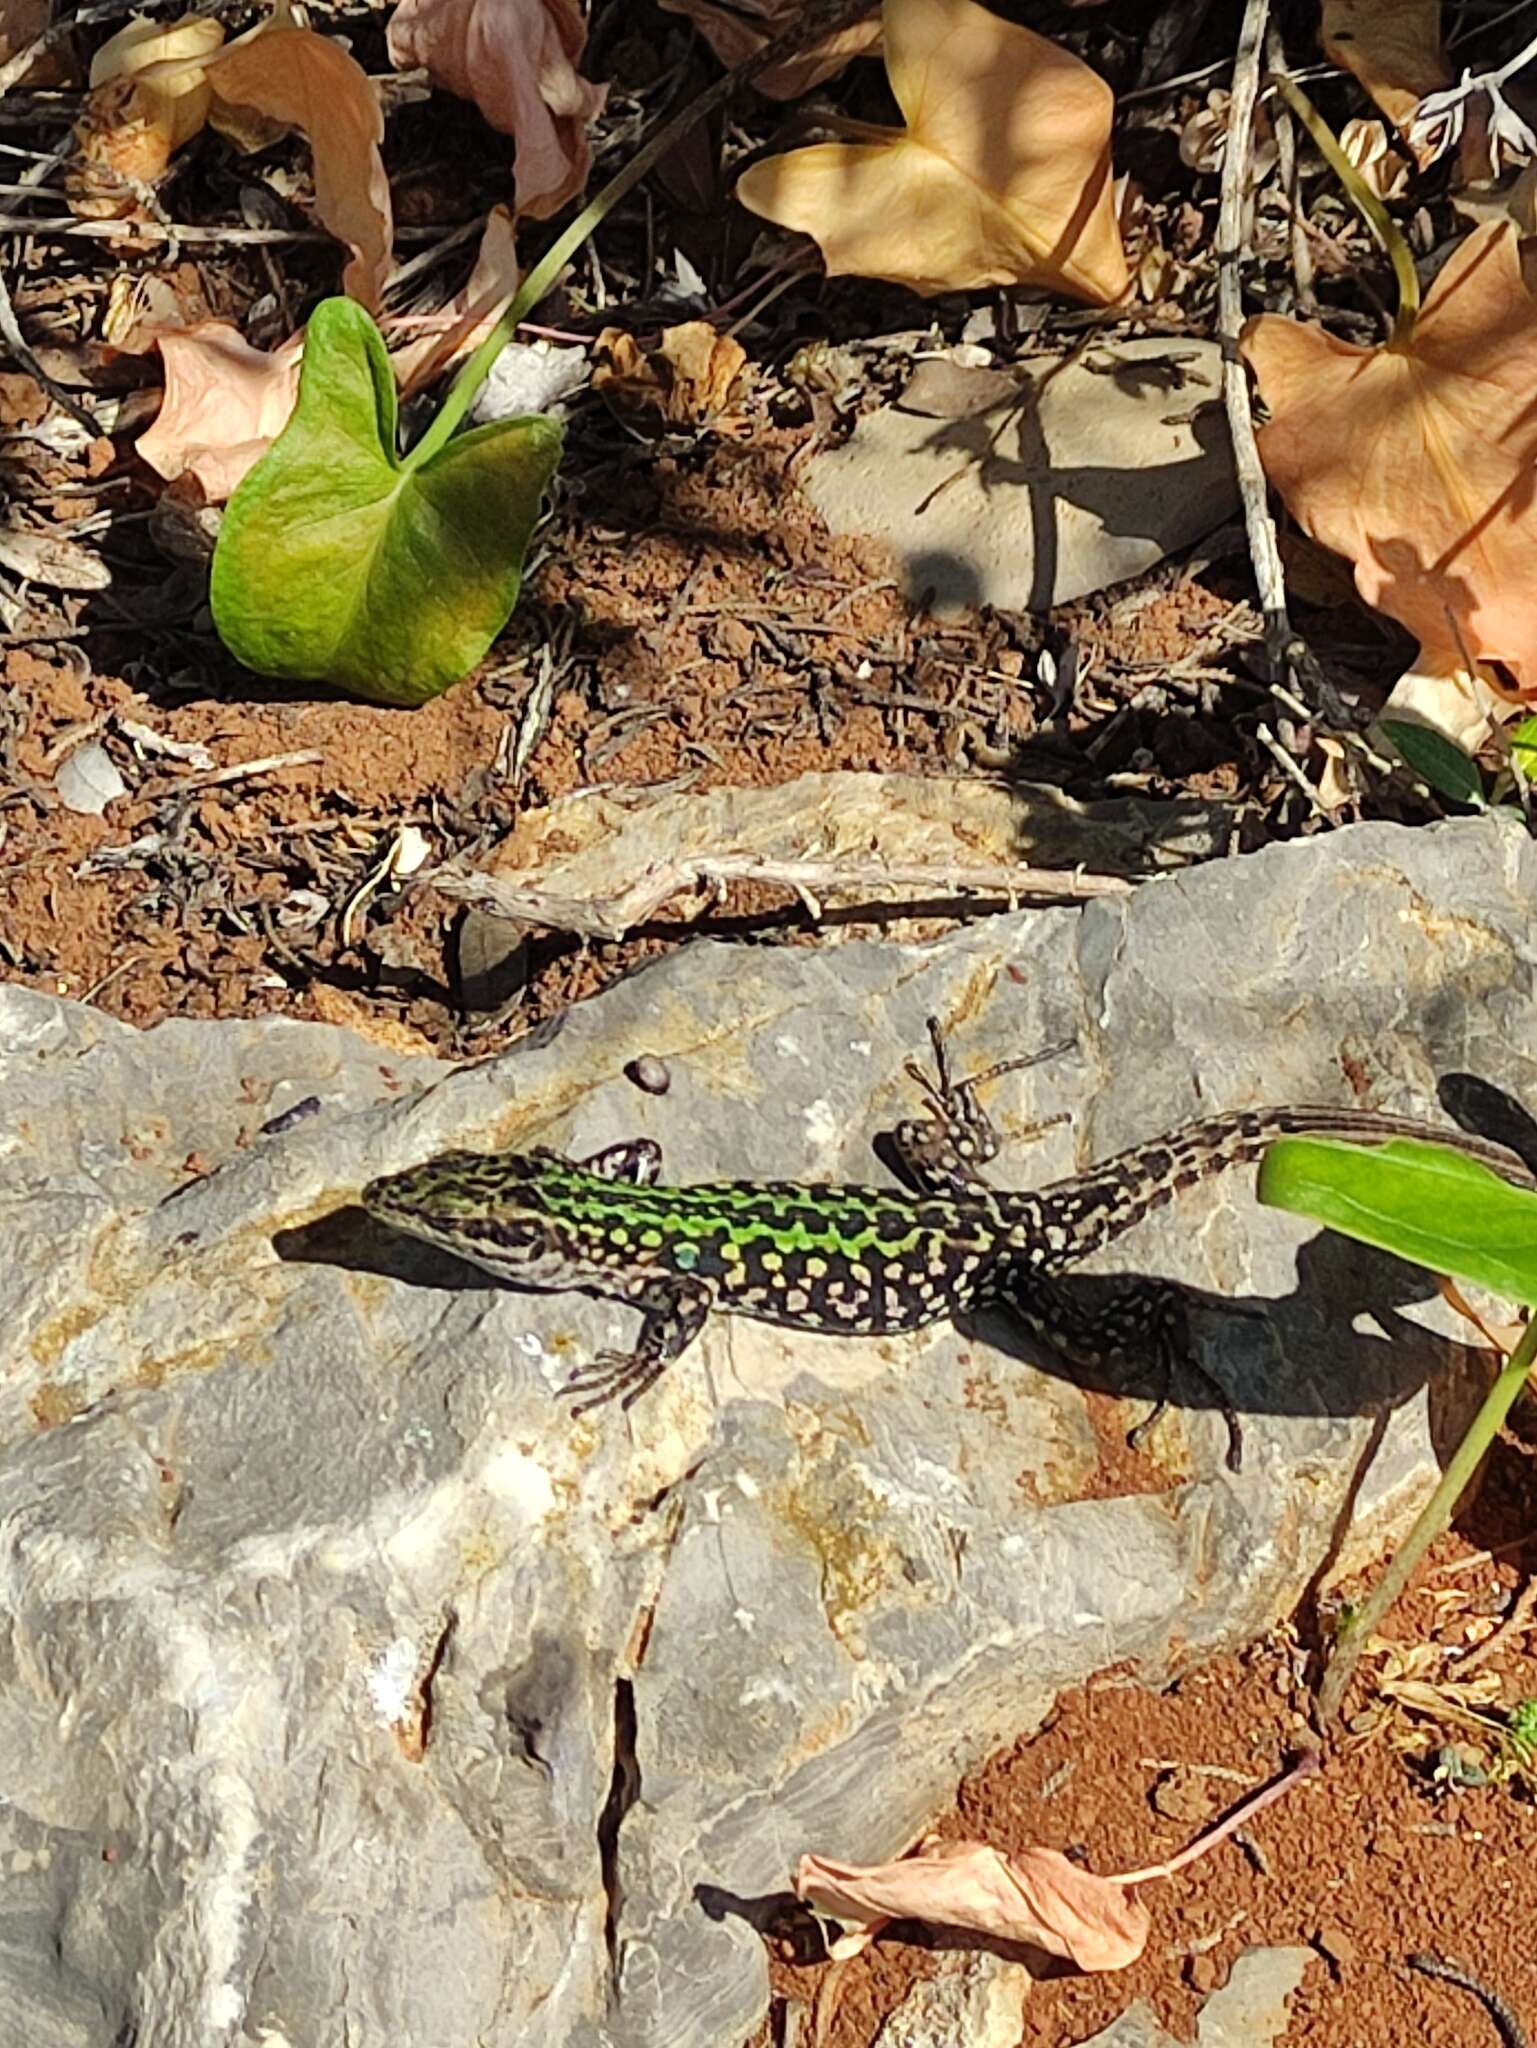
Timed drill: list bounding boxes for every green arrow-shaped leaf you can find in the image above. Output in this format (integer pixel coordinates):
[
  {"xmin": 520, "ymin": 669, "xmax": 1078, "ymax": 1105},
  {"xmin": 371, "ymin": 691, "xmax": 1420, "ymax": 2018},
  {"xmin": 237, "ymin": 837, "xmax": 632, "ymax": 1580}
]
[
  {"xmin": 210, "ymin": 297, "xmax": 564, "ymax": 706},
  {"xmin": 1258, "ymin": 1135, "xmax": 1537, "ymax": 1305}
]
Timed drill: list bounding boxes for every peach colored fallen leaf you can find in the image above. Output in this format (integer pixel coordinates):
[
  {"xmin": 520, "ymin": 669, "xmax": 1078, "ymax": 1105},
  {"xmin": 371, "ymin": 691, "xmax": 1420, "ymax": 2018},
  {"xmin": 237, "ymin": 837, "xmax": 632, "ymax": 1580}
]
[
  {"xmin": 1321, "ymin": 0, "xmax": 1449, "ymax": 148},
  {"xmin": 656, "ymin": 0, "xmax": 881, "ymax": 99},
  {"xmin": 136, "ymin": 321, "xmax": 304, "ymax": 500},
  {"xmin": 385, "ymin": 0, "xmax": 606, "ymax": 219},
  {"xmin": 1242, "ymin": 221, "xmax": 1537, "ymax": 704},
  {"xmin": 208, "ymin": 26, "xmax": 393, "ymax": 309},
  {"xmin": 794, "ymin": 1838, "xmax": 1149, "ymax": 1967},
  {"xmin": 391, "ymin": 204, "xmax": 521, "ymax": 396},
  {"xmin": 735, "ymin": 0, "xmax": 1128, "ymax": 304}
]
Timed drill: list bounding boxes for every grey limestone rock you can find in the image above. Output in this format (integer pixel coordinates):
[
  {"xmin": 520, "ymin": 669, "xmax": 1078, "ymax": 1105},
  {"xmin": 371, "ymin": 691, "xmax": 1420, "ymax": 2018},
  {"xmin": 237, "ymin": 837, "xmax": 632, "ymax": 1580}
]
[{"xmin": 2, "ymin": 815, "xmax": 1533, "ymax": 2047}]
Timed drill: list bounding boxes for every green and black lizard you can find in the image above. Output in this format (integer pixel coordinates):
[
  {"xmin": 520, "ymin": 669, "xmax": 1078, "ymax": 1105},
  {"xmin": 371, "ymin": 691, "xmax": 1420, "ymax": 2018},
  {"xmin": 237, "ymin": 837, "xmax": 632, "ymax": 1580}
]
[{"xmin": 362, "ymin": 1021, "xmax": 1535, "ymax": 1464}]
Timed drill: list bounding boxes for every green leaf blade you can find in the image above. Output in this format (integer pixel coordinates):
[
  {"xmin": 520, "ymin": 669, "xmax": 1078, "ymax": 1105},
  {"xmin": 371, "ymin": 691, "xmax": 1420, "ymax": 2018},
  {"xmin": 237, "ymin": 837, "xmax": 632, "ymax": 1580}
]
[
  {"xmin": 1379, "ymin": 719, "xmax": 1487, "ymax": 808},
  {"xmin": 1511, "ymin": 714, "xmax": 1537, "ymax": 781},
  {"xmin": 210, "ymin": 297, "xmax": 564, "ymax": 706},
  {"xmin": 1258, "ymin": 1135, "xmax": 1537, "ymax": 1306}
]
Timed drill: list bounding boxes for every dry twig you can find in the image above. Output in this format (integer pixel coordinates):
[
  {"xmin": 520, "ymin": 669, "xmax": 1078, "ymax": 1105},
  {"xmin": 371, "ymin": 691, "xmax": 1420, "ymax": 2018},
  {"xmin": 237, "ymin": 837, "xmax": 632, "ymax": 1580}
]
[
  {"xmin": 433, "ymin": 853, "xmax": 1133, "ymax": 942},
  {"xmin": 1455, "ymin": 1577, "xmax": 1537, "ymax": 1677},
  {"xmin": 1218, "ymin": 0, "xmax": 1357, "ymax": 732}
]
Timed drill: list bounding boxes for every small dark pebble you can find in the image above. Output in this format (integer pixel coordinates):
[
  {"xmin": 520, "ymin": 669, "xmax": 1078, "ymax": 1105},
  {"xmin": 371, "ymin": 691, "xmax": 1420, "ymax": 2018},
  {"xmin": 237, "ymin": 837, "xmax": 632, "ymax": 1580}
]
[
  {"xmin": 260, "ymin": 1095, "xmax": 323, "ymax": 1137},
  {"xmin": 626, "ymin": 1055, "xmax": 671, "ymax": 1096}
]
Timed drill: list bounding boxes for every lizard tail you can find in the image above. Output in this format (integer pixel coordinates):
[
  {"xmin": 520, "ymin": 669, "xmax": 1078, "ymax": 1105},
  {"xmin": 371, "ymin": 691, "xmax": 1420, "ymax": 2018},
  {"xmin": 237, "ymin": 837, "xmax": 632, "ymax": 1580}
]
[{"xmin": 1003, "ymin": 1102, "xmax": 1537, "ymax": 1269}]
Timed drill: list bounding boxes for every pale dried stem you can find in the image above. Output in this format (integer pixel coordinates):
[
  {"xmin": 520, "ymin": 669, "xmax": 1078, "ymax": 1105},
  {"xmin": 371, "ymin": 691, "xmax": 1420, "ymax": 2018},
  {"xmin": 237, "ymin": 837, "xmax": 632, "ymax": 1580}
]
[
  {"xmin": 1218, "ymin": 0, "xmax": 1286, "ymax": 633},
  {"xmin": 1218, "ymin": 1, "xmax": 1358, "ymax": 734},
  {"xmin": 1114, "ymin": 1749, "xmax": 1322, "ymax": 1885},
  {"xmin": 1265, "ymin": 19, "xmax": 1314, "ymax": 314},
  {"xmin": 433, "ymin": 854, "xmax": 1134, "ymax": 942}
]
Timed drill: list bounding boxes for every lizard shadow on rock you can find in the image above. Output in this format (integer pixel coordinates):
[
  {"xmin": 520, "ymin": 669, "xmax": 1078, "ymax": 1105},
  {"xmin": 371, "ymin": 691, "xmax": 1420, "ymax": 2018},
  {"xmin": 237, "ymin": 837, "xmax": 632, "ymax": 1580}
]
[
  {"xmin": 970, "ymin": 1227, "xmax": 1502, "ymax": 1438},
  {"xmin": 275, "ymin": 1204, "xmax": 496, "ymax": 1292}
]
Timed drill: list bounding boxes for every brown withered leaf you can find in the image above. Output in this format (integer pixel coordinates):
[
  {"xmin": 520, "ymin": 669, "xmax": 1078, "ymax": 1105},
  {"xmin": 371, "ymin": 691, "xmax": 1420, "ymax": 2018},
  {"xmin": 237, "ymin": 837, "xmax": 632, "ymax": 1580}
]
[
  {"xmin": 73, "ymin": 10, "xmax": 393, "ymax": 308},
  {"xmin": 1320, "ymin": 0, "xmax": 1449, "ymax": 155},
  {"xmin": 385, "ymin": 0, "xmax": 606, "ymax": 219},
  {"xmin": 735, "ymin": 0, "xmax": 1128, "ymax": 304},
  {"xmin": 656, "ymin": 0, "xmax": 881, "ymax": 99},
  {"xmin": 208, "ymin": 26, "xmax": 393, "ymax": 310},
  {"xmin": 1241, "ymin": 222, "xmax": 1537, "ymax": 702},
  {"xmin": 592, "ymin": 322, "xmax": 750, "ymax": 426},
  {"xmin": 74, "ymin": 14, "xmax": 225, "ymax": 210},
  {"xmin": 795, "ymin": 1837, "xmax": 1150, "ymax": 1967}
]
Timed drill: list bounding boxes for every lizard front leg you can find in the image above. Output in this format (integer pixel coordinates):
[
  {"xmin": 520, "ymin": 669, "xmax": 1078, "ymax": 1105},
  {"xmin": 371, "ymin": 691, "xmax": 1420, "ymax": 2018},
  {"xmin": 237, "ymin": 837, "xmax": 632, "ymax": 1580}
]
[
  {"xmin": 889, "ymin": 1015, "xmax": 1071, "ymax": 1197},
  {"xmin": 559, "ymin": 1273, "xmax": 714, "ymax": 1414},
  {"xmin": 530, "ymin": 1139, "xmax": 664, "ymax": 1185}
]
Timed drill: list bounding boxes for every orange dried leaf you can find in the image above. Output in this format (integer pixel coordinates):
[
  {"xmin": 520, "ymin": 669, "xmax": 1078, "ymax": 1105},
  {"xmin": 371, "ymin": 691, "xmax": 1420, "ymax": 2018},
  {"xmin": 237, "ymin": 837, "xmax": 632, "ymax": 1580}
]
[
  {"xmin": 592, "ymin": 321, "xmax": 749, "ymax": 423},
  {"xmin": 136, "ymin": 321, "xmax": 304, "ymax": 500},
  {"xmin": 735, "ymin": 0, "xmax": 1128, "ymax": 303},
  {"xmin": 656, "ymin": 0, "xmax": 881, "ymax": 99},
  {"xmin": 385, "ymin": 0, "xmax": 606, "ymax": 219},
  {"xmin": 74, "ymin": 11, "xmax": 391, "ymax": 304},
  {"xmin": 1320, "ymin": 0, "xmax": 1449, "ymax": 144},
  {"xmin": 794, "ymin": 1838, "xmax": 1150, "ymax": 1967},
  {"xmin": 1241, "ymin": 222, "xmax": 1537, "ymax": 693},
  {"xmin": 207, "ymin": 26, "xmax": 393, "ymax": 310}
]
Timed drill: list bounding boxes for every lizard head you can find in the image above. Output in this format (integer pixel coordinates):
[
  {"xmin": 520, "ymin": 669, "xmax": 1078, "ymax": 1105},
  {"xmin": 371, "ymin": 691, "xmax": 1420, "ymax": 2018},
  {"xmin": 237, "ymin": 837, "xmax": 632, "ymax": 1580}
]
[{"xmin": 360, "ymin": 1147, "xmax": 565, "ymax": 1277}]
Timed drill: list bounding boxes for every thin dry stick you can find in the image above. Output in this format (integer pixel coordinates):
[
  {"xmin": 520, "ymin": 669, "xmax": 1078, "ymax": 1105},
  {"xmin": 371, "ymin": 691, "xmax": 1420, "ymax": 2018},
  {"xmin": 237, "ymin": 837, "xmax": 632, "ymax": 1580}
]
[
  {"xmin": 0, "ymin": 214, "xmax": 342, "ymax": 243},
  {"xmin": 1113, "ymin": 1748, "xmax": 1322, "ymax": 1885},
  {"xmin": 1455, "ymin": 1575, "xmax": 1537, "ymax": 1676},
  {"xmin": 433, "ymin": 853, "xmax": 1134, "ymax": 942},
  {"xmin": 1255, "ymin": 717, "xmax": 1334, "ymax": 821},
  {"xmin": 186, "ymin": 748, "xmax": 325, "ymax": 786},
  {"xmin": 1217, "ymin": 1, "xmax": 1357, "ymax": 733},
  {"xmin": 1218, "ymin": 1, "xmax": 1285, "ymax": 632}
]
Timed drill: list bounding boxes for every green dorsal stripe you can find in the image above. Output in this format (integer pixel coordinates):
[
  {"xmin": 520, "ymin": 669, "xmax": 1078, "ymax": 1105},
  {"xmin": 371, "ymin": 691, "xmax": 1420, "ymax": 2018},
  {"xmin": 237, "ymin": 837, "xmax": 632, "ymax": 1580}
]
[{"xmin": 533, "ymin": 1175, "xmax": 961, "ymax": 1259}]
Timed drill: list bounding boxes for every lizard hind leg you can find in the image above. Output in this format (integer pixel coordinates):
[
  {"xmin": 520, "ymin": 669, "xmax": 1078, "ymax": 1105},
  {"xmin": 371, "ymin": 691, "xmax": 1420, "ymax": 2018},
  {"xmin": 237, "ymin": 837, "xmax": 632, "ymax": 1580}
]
[{"xmin": 993, "ymin": 1269, "xmax": 1244, "ymax": 1473}]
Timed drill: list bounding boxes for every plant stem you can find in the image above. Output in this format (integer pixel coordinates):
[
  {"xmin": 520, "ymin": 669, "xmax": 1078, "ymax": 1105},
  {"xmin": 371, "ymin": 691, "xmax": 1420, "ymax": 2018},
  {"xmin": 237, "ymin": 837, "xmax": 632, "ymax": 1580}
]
[
  {"xmin": 406, "ymin": 0, "xmax": 879, "ymax": 469},
  {"xmin": 1270, "ymin": 72, "xmax": 1421, "ymax": 346},
  {"xmin": 1315, "ymin": 1313, "xmax": 1537, "ymax": 1728}
]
